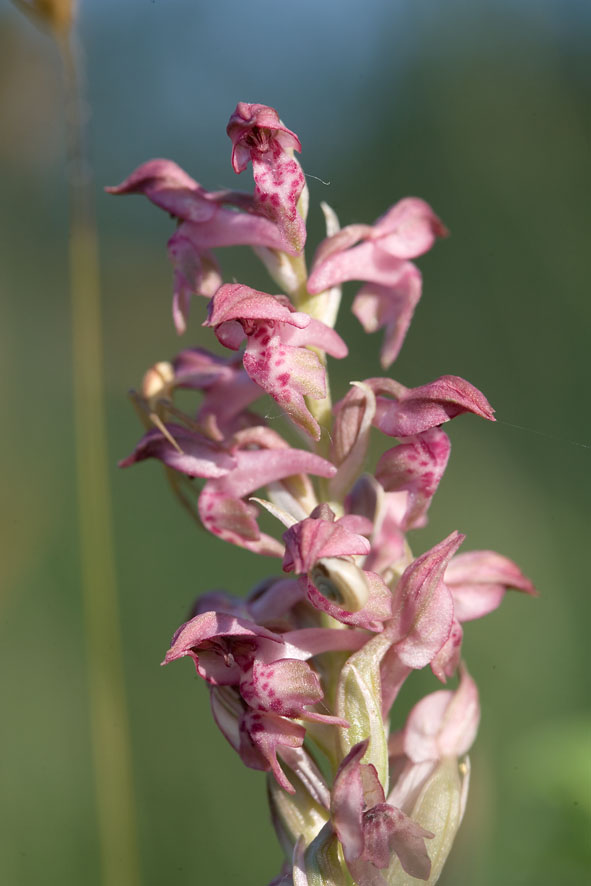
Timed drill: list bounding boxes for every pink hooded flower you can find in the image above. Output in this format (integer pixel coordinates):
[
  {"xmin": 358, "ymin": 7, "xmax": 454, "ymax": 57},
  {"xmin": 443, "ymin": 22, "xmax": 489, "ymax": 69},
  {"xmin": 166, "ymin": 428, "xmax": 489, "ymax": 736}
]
[
  {"xmin": 379, "ymin": 532, "xmax": 465, "ymax": 714},
  {"xmin": 401, "ymin": 665, "xmax": 480, "ymax": 766},
  {"xmin": 227, "ymin": 102, "xmax": 307, "ymax": 252},
  {"xmin": 375, "ymin": 427, "xmax": 451, "ymax": 530},
  {"xmin": 329, "ymin": 383, "xmax": 376, "ymax": 501},
  {"xmin": 351, "ymin": 264, "xmax": 422, "ymax": 369},
  {"xmin": 331, "ymin": 739, "xmax": 434, "ymax": 883},
  {"xmin": 387, "ymin": 666, "xmax": 479, "ymax": 818},
  {"xmin": 107, "ymin": 159, "xmax": 290, "ymax": 332},
  {"xmin": 445, "ymin": 549, "xmax": 537, "ymax": 621},
  {"xmin": 197, "ymin": 427, "xmax": 338, "ymax": 556},
  {"xmin": 164, "ymin": 610, "xmax": 364, "ymax": 791},
  {"xmin": 368, "ymin": 375, "xmax": 495, "ymax": 437},
  {"xmin": 282, "ymin": 505, "xmax": 392, "ymax": 631},
  {"xmin": 307, "ymin": 198, "xmax": 447, "ymax": 367},
  {"xmin": 431, "ymin": 550, "xmax": 537, "ymax": 682},
  {"xmin": 132, "ymin": 348, "xmax": 263, "ymax": 443},
  {"xmin": 118, "ymin": 423, "xmax": 236, "ymax": 478},
  {"xmin": 204, "ymin": 284, "xmax": 347, "ymax": 439},
  {"xmin": 171, "ymin": 347, "xmax": 263, "ymax": 437}
]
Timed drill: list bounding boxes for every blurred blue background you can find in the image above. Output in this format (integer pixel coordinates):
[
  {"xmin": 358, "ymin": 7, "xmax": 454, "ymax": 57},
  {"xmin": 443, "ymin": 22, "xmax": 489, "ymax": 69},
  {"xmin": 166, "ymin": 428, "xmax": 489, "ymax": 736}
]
[{"xmin": 1, "ymin": 0, "xmax": 589, "ymax": 883}]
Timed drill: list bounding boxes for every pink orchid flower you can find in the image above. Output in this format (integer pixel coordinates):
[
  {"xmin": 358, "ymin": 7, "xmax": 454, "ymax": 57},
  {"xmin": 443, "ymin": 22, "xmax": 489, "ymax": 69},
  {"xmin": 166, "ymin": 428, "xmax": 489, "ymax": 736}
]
[
  {"xmin": 387, "ymin": 665, "xmax": 479, "ymax": 819},
  {"xmin": 164, "ymin": 610, "xmax": 365, "ymax": 791},
  {"xmin": 331, "ymin": 739, "xmax": 434, "ymax": 883},
  {"xmin": 107, "ymin": 159, "xmax": 290, "ymax": 332},
  {"xmin": 282, "ymin": 505, "xmax": 393, "ymax": 631},
  {"xmin": 375, "ymin": 427, "xmax": 451, "ymax": 530},
  {"xmin": 351, "ymin": 264, "xmax": 422, "ymax": 369},
  {"xmin": 171, "ymin": 347, "xmax": 263, "ymax": 437},
  {"xmin": 191, "ymin": 576, "xmax": 307, "ymax": 630},
  {"xmin": 118, "ymin": 423, "xmax": 235, "ymax": 478},
  {"xmin": 307, "ymin": 198, "xmax": 447, "ymax": 367},
  {"xmin": 367, "ymin": 374, "xmax": 495, "ymax": 437},
  {"xmin": 430, "ymin": 551, "xmax": 538, "ymax": 681},
  {"xmin": 378, "ymin": 532, "xmax": 465, "ymax": 715},
  {"xmin": 204, "ymin": 283, "xmax": 347, "ymax": 438},
  {"xmin": 197, "ymin": 428, "xmax": 337, "ymax": 556},
  {"xmin": 227, "ymin": 102, "xmax": 307, "ymax": 253},
  {"xmin": 445, "ymin": 549, "xmax": 537, "ymax": 620}
]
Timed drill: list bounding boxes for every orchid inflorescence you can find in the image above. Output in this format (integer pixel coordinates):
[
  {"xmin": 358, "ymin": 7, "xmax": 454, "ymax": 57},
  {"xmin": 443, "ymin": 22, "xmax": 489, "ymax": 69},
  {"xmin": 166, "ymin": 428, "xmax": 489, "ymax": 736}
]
[{"xmin": 110, "ymin": 102, "xmax": 536, "ymax": 885}]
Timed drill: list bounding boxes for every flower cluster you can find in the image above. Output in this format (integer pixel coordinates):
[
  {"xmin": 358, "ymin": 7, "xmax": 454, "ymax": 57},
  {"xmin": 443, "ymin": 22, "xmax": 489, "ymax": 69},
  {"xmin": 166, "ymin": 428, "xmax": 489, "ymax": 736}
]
[{"xmin": 111, "ymin": 103, "xmax": 536, "ymax": 885}]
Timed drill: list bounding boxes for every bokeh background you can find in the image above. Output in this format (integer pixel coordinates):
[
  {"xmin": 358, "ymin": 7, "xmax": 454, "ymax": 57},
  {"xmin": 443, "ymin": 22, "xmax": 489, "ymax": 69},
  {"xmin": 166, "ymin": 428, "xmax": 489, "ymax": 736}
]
[{"xmin": 1, "ymin": 1, "xmax": 589, "ymax": 884}]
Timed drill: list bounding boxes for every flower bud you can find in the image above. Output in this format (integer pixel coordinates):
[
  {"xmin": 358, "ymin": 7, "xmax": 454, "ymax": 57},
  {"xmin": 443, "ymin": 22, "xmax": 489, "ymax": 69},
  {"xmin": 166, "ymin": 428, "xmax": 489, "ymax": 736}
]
[
  {"xmin": 141, "ymin": 361, "xmax": 174, "ymax": 402},
  {"xmin": 330, "ymin": 383, "xmax": 376, "ymax": 501}
]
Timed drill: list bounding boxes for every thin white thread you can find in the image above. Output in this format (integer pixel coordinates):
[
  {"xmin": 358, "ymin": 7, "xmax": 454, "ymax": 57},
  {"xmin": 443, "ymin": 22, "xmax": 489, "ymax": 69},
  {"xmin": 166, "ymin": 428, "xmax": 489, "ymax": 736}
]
[
  {"xmin": 304, "ymin": 173, "xmax": 331, "ymax": 186},
  {"xmin": 497, "ymin": 418, "xmax": 591, "ymax": 450}
]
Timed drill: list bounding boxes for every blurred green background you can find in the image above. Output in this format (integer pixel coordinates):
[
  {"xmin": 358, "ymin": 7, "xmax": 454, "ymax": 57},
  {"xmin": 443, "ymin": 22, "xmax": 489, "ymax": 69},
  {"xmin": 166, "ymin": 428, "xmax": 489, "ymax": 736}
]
[{"xmin": 1, "ymin": 1, "xmax": 589, "ymax": 884}]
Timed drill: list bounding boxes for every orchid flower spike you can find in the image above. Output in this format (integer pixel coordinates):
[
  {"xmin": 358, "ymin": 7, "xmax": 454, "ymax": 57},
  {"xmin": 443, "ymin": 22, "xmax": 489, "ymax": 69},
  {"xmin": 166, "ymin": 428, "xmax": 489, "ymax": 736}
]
[{"xmin": 112, "ymin": 100, "xmax": 537, "ymax": 886}]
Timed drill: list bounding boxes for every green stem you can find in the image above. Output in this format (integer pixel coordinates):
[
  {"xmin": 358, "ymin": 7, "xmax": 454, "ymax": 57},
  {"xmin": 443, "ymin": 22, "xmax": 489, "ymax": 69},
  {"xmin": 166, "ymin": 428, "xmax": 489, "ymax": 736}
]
[
  {"xmin": 289, "ymin": 256, "xmax": 335, "ymax": 461},
  {"xmin": 59, "ymin": 31, "xmax": 142, "ymax": 886}
]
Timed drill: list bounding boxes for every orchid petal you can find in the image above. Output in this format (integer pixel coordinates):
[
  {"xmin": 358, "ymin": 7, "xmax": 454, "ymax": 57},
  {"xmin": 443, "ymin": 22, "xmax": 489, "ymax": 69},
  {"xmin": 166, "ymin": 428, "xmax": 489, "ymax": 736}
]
[
  {"xmin": 387, "ymin": 532, "xmax": 464, "ymax": 668},
  {"xmin": 361, "ymin": 804, "xmax": 433, "ymax": 879},
  {"xmin": 352, "ymin": 264, "xmax": 422, "ymax": 369},
  {"xmin": 331, "ymin": 740, "xmax": 368, "ymax": 863},
  {"xmin": 227, "ymin": 103, "xmax": 302, "ymax": 173},
  {"xmin": 445, "ymin": 550, "xmax": 537, "ymax": 622},
  {"xmin": 330, "ymin": 383, "xmax": 377, "ymax": 501},
  {"xmin": 370, "ymin": 375, "xmax": 495, "ymax": 437},
  {"xmin": 430, "ymin": 617, "xmax": 463, "ymax": 683},
  {"xmin": 370, "ymin": 198, "xmax": 448, "ymax": 260},
  {"xmin": 308, "ymin": 241, "xmax": 407, "ymax": 293},
  {"xmin": 199, "ymin": 447, "xmax": 336, "ymax": 554},
  {"xmin": 206, "ymin": 284, "xmax": 309, "ymax": 329},
  {"xmin": 105, "ymin": 158, "xmax": 217, "ymax": 222},
  {"xmin": 118, "ymin": 424, "xmax": 235, "ymax": 478},
  {"xmin": 403, "ymin": 666, "xmax": 480, "ymax": 764},
  {"xmin": 305, "ymin": 564, "xmax": 392, "ymax": 632},
  {"xmin": 375, "ymin": 428, "xmax": 451, "ymax": 530},
  {"xmin": 162, "ymin": 610, "xmax": 280, "ymax": 685},
  {"xmin": 240, "ymin": 658, "xmax": 324, "ymax": 715},
  {"xmin": 307, "ymin": 197, "xmax": 445, "ymax": 299},
  {"xmin": 167, "ymin": 229, "xmax": 222, "ymax": 333},
  {"xmin": 242, "ymin": 337, "xmax": 326, "ymax": 439},
  {"xmin": 283, "ymin": 508, "xmax": 371, "ymax": 575},
  {"xmin": 240, "ymin": 709, "xmax": 306, "ymax": 793}
]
